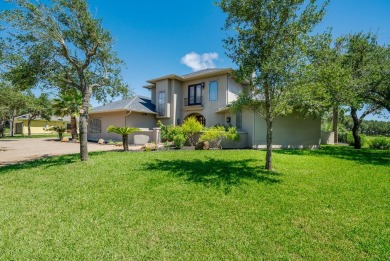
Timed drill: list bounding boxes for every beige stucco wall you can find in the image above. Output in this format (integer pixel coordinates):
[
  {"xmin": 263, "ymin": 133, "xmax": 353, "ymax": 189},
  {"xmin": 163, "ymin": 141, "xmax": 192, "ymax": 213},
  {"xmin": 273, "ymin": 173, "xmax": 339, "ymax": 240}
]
[
  {"xmin": 227, "ymin": 77, "xmax": 242, "ymax": 104},
  {"xmin": 88, "ymin": 111, "xmax": 156, "ymax": 142},
  {"xmin": 15, "ymin": 120, "xmax": 68, "ymax": 135},
  {"xmin": 242, "ymin": 111, "xmax": 321, "ymax": 148},
  {"xmin": 181, "ymin": 74, "xmax": 233, "ymax": 127},
  {"xmin": 155, "ymin": 79, "xmax": 171, "ymax": 119}
]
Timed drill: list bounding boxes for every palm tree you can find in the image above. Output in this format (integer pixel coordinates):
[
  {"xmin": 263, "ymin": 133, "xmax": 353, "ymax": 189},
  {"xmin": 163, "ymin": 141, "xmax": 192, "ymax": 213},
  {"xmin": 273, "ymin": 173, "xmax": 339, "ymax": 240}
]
[
  {"xmin": 107, "ymin": 125, "xmax": 140, "ymax": 151},
  {"xmin": 52, "ymin": 90, "xmax": 82, "ymax": 140}
]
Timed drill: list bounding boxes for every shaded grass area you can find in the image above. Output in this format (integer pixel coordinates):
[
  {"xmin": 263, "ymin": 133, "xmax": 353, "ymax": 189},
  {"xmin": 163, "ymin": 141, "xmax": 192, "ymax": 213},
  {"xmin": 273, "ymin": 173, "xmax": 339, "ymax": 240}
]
[
  {"xmin": 0, "ymin": 133, "xmax": 70, "ymax": 139},
  {"xmin": 0, "ymin": 146, "xmax": 389, "ymax": 260}
]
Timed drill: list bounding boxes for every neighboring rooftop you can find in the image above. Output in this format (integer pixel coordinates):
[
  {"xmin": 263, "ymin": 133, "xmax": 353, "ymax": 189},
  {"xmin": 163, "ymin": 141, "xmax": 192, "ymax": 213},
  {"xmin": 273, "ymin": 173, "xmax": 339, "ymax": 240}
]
[
  {"xmin": 90, "ymin": 96, "xmax": 157, "ymax": 114},
  {"xmin": 15, "ymin": 114, "xmax": 71, "ymax": 122}
]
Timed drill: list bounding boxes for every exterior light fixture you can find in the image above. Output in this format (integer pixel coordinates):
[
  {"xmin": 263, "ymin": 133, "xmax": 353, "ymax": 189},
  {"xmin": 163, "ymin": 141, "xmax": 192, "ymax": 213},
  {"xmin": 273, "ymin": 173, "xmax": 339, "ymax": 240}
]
[{"xmin": 226, "ymin": 116, "xmax": 231, "ymax": 124}]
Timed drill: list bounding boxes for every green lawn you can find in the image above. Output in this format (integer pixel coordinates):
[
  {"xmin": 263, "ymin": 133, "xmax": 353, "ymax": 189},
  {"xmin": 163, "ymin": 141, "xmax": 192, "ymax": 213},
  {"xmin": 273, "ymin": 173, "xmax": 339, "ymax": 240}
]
[{"xmin": 0, "ymin": 147, "xmax": 389, "ymax": 260}]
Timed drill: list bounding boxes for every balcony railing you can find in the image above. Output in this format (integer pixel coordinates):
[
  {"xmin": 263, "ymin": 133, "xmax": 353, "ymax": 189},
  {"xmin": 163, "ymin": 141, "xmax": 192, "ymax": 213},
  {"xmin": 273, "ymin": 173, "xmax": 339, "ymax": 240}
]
[{"xmin": 184, "ymin": 96, "xmax": 203, "ymax": 106}]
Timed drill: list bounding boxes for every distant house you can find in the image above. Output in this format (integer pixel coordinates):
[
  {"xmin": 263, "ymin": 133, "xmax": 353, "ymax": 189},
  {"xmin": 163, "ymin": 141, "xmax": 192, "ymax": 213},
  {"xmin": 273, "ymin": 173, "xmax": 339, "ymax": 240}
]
[
  {"xmin": 13, "ymin": 114, "xmax": 71, "ymax": 135},
  {"xmin": 88, "ymin": 68, "xmax": 321, "ymax": 148}
]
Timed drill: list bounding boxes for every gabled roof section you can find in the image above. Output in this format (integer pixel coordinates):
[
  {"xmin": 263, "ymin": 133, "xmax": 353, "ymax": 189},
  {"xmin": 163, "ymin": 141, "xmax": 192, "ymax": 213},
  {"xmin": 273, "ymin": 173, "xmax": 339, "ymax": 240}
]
[
  {"xmin": 90, "ymin": 96, "xmax": 157, "ymax": 114},
  {"xmin": 15, "ymin": 114, "xmax": 71, "ymax": 122},
  {"xmin": 145, "ymin": 68, "xmax": 234, "ymax": 87}
]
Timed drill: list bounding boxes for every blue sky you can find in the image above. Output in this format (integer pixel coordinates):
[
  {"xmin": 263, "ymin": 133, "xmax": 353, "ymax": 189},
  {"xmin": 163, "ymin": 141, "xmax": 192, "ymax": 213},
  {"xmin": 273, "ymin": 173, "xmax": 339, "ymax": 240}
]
[{"xmin": 1, "ymin": 0, "xmax": 389, "ymax": 120}]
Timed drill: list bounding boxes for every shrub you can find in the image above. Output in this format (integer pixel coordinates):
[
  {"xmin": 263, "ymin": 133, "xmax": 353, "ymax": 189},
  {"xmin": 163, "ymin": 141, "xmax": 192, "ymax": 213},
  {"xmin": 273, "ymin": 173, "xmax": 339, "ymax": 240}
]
[
  {"xmin": 50, "ymin": 126, "xmax": 67, "ymax": 140},
  {"xmin": 199, "ymin": 126, "xmax": 226, "ymax": 149},
  {"xmin": 369, "ymin": 137, "xmax": 390, "ymax": 150},
  {"xmin": 182, "ymin": 116, "xmax": 203, "ymax": 145},
  {"xmin": 173, "ymin": 134, "xmax": 186, "ymax": 149},
  {"xmin": 346, "ymin": 133, "xmax": 367, "ymax": 147}
]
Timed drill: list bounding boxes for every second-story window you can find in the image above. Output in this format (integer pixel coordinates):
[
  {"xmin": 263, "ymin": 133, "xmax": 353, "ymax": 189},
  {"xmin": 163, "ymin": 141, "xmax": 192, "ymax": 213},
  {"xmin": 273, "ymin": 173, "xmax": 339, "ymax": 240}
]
[
  {"xmin": 158, "ymin": 91, "xmax": 165, "ymax": 116},
  {"xmin": 209, "ymin": 81, "xmax": 218, "ymax": 102},
  {"xmin": 188, "ymin": 83, "xmax": 202, "ymax": 105}
]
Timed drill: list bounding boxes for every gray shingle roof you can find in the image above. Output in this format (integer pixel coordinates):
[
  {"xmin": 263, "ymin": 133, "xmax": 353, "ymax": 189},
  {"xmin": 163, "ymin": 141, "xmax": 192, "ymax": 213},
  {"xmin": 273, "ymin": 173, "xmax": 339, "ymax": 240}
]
[
  {"xmin": 91, "ymin": 96, "xmax": 157, "ymax": 114},
  {"xmin": 15, "ymin": 114, "xmax": 71, "ymax": 122},
  {"xmin": 182, "ymin": 68, "xmax": 230, "ymax": 78}
]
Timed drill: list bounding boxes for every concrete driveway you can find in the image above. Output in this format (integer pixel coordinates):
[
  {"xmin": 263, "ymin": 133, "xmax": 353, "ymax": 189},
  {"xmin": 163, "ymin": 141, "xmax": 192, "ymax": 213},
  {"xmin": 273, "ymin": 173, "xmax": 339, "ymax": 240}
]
[{"xmin": 0, "ymin": 138, "xmax": 123, "ymax": 166}]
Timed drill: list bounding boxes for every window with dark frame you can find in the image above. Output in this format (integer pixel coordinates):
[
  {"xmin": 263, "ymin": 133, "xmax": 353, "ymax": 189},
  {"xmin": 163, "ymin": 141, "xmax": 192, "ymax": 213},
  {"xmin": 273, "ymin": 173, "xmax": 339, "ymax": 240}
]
[
  {"xmin": 88, "ymin": 118, "xmax": 101, "ymax": 133},
  {"xmin": 188, "ymin": 83, "xmax": 202, "ymax": 105}
]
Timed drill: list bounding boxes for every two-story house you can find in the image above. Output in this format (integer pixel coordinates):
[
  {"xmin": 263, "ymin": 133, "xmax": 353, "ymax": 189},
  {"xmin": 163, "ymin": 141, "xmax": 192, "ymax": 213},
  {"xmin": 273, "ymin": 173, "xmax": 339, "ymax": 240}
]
[{"xmin": 88, "ymin": 68, "xmax": 321, "ymax": 148}]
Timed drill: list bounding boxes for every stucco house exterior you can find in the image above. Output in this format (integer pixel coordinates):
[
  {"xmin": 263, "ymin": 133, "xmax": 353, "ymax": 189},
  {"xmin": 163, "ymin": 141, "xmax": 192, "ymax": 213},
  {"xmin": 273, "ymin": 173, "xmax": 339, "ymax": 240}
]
[
  {"xmin": 88, "ymin": 68, "xmax": 321, "ymax": 148},
  {"xmin": 13, "ymin": 114, "xmax": 71, "ymax": 135},
  {"xmin": 88, "ymin": 96, "xmax": 158, "ymax": 144}
]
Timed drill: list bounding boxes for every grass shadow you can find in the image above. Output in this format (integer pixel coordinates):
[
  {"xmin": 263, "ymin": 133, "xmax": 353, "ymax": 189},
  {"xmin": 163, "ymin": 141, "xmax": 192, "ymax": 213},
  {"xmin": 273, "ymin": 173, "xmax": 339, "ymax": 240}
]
[
  {"xmin": 143, "ymin": 157, "xmax": 281, "ymax": 193},
  {"xmin": 274, "ymin": 145, "xmax": 390, "ymax": 166}
]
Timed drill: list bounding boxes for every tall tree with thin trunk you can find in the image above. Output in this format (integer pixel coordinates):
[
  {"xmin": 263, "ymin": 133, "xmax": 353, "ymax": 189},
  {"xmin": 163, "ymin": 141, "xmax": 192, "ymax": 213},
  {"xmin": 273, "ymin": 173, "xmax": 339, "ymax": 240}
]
[
  {"xmin": 217, "ymin": 0, "xmax": 328, "ymax": 170},
  {"xmin": 1, "ymin": 0, "xmax": 130, "ymax": 161}
]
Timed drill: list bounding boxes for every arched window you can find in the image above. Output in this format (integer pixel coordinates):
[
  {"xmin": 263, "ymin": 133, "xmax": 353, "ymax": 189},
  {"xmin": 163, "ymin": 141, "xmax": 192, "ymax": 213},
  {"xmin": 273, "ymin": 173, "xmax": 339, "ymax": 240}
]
[{"xmin": 209, "ymin": 81, "xmax": 218, "ymax": 102}]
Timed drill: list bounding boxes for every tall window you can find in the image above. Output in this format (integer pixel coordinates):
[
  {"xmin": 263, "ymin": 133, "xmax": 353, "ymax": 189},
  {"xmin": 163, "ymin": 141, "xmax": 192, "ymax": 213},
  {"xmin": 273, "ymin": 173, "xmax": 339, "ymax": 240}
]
[
  {"xmin": 88, "ymin": 118, "xmax": 101, "ymax": 133},
  {"xmin": 209, "ymin": 81, "xmax": 218, "ymax": 102},
  {"xmin": 236, "ymin": 110, "xmax": 242, "ymax": 130},
  {"xmin": 158, "ymin": 92, "xmax": 165, "ymax": 116},
  {"xmin": 188, "ymin": 83, "xmax": 202, "ymax": 105}
]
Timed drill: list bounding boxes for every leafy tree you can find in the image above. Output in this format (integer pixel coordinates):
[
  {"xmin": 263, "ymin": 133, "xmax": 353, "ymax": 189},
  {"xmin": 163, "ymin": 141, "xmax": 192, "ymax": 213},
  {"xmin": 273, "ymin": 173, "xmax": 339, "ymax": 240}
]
[
  {"xmin": 301, "ymin": 32, "xmax": 351, "ymax": 143},
  {"xmin": 52, "ymin": 89, "xmax": 83, "ymax": 140},
  {"xmin": 0, "ymin": 84, "xmax": 28, "ymax": 136},
  {"xmin": 1, "ymin": 0, "xmax": 130, "ymax": 161},
  {"xmin": 182, "ymin": 116, "xmax": 203, "ymax": 146},
  {"xmin": 24, "ymin": 93, "xmax": 52, "ymax": 136},
  {"xmin": 106, "ymin": 125, "xmax": 140, "ymax": 151},
  {"xmin": 337, "ymin": 33, "xmax": 385, "ymax": 149},
  {"xmin": 217, "ymin": 0, "xmax": 328, "ymax": 170}
]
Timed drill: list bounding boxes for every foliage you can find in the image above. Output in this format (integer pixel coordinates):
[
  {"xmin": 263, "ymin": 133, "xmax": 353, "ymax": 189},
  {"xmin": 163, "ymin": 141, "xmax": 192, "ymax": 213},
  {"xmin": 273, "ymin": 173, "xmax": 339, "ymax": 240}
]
[
  {"xmin": 181, "ymin": 116, "xmax": 203, "ymax": 146},
  {"xmin": 1, "ymin": 0, "xmax": 131, "ymax": 161},
  {"xmin": 52, "ymin": 89, "xmax": 83, "ymax": 140},
  {"xmin": 0, "ymin": 147, "xmax": 388, "ymax": 259},
  {"xmin": 226, "ymin": 126, "xmax": 240, "ymax": 143},
  {"xmin": 24, "ymin": 93, "xmax": 52, "ymax": 136},
  {"xmin": 173, "ymin": 134, "xmax": 186, "ymax": 149},
  {"xmin": 217, "ymin": 0, "xmax": 329, "ymax": 170},
  {"xmin": 50, "ymin": 126, "xmax": 66, "ymax": 140},
  {"xmin": 200, "ymin": 126, "xmax": 239, "ymax": 149},
  {"xmin": 106, "ymin": 125, "xmax": 140, "ymax": 151},
  {"xmin": 369, "ymin": 137, "xmax": 390, "ymax": 150},
  {"xmin": 343, "ymin": 133, "xmax": 367, "ymax": 147},
  {"xmin": 336, "ymin": 33, "xmax": 387, "ymax": 149}
]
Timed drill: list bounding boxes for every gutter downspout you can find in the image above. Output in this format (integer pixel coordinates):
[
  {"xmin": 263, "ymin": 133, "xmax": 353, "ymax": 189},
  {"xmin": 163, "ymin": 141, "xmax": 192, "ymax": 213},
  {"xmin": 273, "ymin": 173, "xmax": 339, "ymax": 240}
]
[{"xmin": 125, "ymin": 111, "xmax": 132, "ymax": 127}]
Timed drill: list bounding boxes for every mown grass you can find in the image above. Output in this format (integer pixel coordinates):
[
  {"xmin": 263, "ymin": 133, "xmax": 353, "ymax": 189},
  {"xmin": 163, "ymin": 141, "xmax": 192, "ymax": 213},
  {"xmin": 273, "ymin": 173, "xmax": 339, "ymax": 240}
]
[
  {"xmin": 0, "ymin": 133, "xmax": 70, "ymax": 139},
  {"xmin": 0, "ymin": 146, "xmax": 389, "ymax": 260}
]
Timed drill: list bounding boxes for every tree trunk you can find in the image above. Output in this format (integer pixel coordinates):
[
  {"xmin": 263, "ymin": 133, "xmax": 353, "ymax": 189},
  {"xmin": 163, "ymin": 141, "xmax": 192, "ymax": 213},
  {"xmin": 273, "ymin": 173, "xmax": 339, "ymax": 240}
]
[
  {"xmin": 332, "ymin": 107, "xmax": 338, "ymax": 143},
  {"xmin": 28, "ymin": 119, "xmax": 31, "ymax": 136},
  {"xmin": 79, "ymin": 90, "xmax": 91, "ymax": 161},
  {"xmin": 265, "ymin": 119, "xmax": 273, "ymax": 171},
  {"xmin": 122, "ymin": 135, "xmax": 129, "ymax": 151},
  {"xmin": 351, "ymin": 107, "xmax": 361, "ymax": 149},
  {"xmin": 10, "ymin": 109, "xmax": 16, "ymax": 137},
  {"xmin": 70, "ymin": 116, "xmax": 78, "ymax": 140}
]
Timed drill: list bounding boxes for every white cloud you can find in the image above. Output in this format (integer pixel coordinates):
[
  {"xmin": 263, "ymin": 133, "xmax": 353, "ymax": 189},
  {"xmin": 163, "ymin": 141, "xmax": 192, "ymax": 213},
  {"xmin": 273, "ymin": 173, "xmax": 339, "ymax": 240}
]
[{"xmin": 180, "ymin": 52, "xmax": 219, "ymax": 71}]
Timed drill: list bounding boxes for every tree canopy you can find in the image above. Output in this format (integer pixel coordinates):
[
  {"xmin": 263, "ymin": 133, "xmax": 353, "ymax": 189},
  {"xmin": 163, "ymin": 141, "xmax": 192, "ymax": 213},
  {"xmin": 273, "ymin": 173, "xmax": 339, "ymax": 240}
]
[
  {"xmin": 217, "ymin": 0, "xmax": 328, "ymax": 170},
  {"xmin": 1, "ymin": 0, "xmax": 131, "ymax": 160}
]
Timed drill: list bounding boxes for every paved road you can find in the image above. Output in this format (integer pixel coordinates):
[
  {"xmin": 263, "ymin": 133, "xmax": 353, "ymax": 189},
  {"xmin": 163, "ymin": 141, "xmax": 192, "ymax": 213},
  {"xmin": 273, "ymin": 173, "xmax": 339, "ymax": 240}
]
[{"xmin": 0, "ymin": 138, "xmax": 122, "ymax": 166}]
